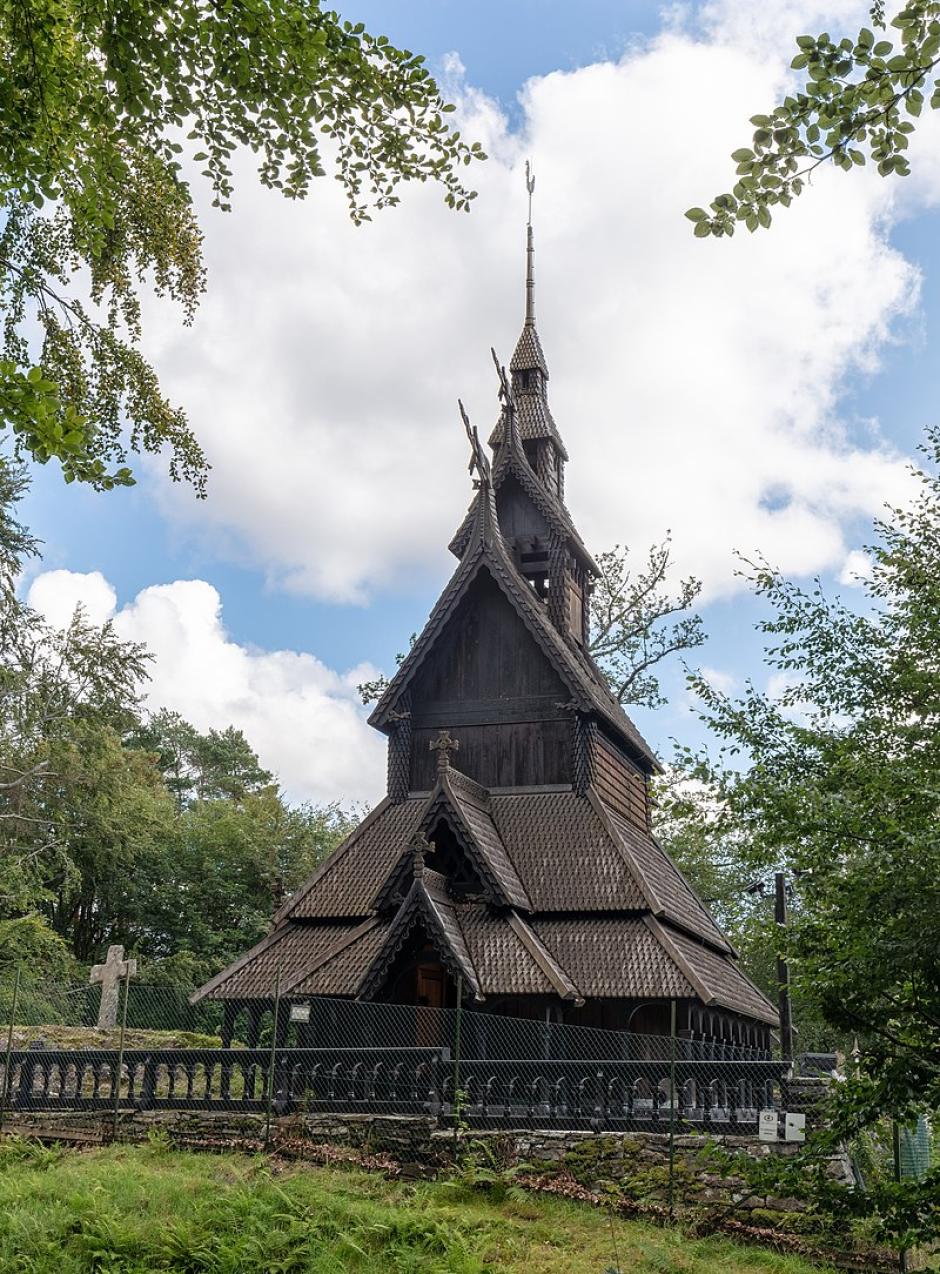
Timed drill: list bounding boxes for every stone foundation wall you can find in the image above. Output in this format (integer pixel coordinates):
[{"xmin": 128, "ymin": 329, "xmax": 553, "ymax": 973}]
[{"xmin": 2, "ymin": 1105, "xmax": 850, "ymax": 1211}]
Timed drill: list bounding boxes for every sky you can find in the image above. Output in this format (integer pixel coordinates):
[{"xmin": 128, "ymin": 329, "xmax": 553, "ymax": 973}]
[{"xmin": 18, "ymin": 0, "xmax": 940, "ymax": 807}]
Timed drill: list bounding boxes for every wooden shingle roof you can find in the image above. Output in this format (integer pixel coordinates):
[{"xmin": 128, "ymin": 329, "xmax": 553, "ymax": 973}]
[{"xmin": 194, "ymin": 773, "xmax": 778, "ymax": 1026}]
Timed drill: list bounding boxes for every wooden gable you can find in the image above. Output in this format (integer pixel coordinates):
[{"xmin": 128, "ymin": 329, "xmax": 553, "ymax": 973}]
[{"xmin": 407, "ymin": 568, "xmax": 573, "ymax": 792}]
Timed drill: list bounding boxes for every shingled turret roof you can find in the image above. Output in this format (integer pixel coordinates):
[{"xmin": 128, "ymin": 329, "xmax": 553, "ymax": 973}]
[{"xmin": 487, "ymin": 220, "xmax": 568, "ymax": 459}]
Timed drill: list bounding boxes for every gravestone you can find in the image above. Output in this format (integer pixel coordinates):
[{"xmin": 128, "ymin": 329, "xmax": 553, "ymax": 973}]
[{"xmin": 90, "ymin": 945, "xmax": 137, "ymax": 1029}]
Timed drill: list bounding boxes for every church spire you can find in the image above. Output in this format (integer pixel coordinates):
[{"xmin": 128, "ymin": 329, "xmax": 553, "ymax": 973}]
[
  {"xmin": 486, "ymin": 161, "xmax": 567, "ymax": 473},
  {"xmin": 525, "ymin": 160, "xmax": 536, "ymax": 328},
  {"xmin": 510, "ymin": 162, "xmax": 549, "ymax": 381}
]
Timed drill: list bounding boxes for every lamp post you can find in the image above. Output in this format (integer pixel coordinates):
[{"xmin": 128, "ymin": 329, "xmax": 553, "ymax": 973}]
[
  {"xmin": 747, "ymin": 872, "xmax": 796, "ymax": 1063},
  {"xmin": 774, "ymin": 872, "xmax": 794, "ymax": 1063}
]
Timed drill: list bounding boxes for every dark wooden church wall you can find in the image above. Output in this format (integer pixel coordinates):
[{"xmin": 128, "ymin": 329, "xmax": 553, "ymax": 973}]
[
  {"xmin": 407, "ymin": 571, "xmax": 573, "ymax": 791},
  {"xmin": 410, "ymin": 719, "xmax": 571, "ymax": 791},
  {"xmin": 495, "ymin": 475, "xmax": 549, "ymax": 543},
  {"xmin": 591, "ymin": 729, "xmax": 651, "ymax": 831}
]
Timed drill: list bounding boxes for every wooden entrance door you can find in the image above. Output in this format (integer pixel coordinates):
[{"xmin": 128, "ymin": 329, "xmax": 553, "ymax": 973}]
[
  {"xmin": 416, "ymin": 963, "xmax": 445, "ymax": 1009},
  {"xmin": 416, "ymin": 962, "xmax": 445, "ymax": 1046}
]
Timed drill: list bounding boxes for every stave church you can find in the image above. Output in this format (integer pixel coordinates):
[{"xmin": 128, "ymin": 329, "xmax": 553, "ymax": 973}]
[{"xmin": 193, "ymin": 201, "xmax": 778, "ymax": 1054}]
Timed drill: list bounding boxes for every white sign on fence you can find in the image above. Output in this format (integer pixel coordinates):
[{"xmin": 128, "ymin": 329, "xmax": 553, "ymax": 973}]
[
  {"xmin": 289, "ymin": 1003, "xmax": 310, "ymax": 1023},
  {"xmin": 758, "ymin": 1108, "xmax": 779, "ymax": 1142},
  {"xmin": 785, "ymin": 1112, "xmax": 806, "ymax": 1142}
]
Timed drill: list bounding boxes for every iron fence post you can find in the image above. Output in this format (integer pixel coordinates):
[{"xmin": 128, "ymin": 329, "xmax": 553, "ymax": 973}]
[
  {"xmin": 893, "ymin": 1121, "xmax": 908, "ymax": 1273},
  {"xmin": 668, "ymin": 998, "xmax": 677, "ymax": 1222},
  {"xmin": 265, "ymin": 968, "xmax": 282, "ymax": 1148},
  {"xmin": 0, "ymin": 966, "xmax": 21, "ymax": 1134},
  {"xmin": 111, "ymin": 967, "xmax": 131, "ymax": 1140},
  {"xmin": 452, "ymin": 975, "xmax": 463, "ymax": 1153}
]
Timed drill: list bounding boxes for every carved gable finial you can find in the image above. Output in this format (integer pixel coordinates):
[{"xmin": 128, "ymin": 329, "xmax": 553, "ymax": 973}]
[
  {"xmin": 429, "ymin": 729, "xmax": 460, "ymax": 774},
  {"xmin": 411, "ymin": 831, "xmax": 435, "ymax": 880},
  {"xmin": 458, "ymin": 398, "xmax": 491, "ymax": 491}
]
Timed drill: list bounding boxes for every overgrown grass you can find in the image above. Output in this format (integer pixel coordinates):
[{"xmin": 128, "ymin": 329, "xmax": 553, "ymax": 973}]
[{"xmin": 0, "ymin": 1137, "xmax": 837, "ymax": 1273}]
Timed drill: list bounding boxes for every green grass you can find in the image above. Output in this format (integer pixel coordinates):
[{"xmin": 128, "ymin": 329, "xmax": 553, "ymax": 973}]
[
  {"xmin": 0, "ymin": 1137, "xmax": 837, "ymax": 1273},
  {"xmin": 10, "ymin": 1023, "xmax": 223, "ymax": 1050}
]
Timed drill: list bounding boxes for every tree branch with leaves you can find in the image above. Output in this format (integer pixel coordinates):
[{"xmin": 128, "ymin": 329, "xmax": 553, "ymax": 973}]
[
  {"xmin": 590, "ymin": 536, "xmax": 704, "ymax": 710},
  {"xmin": 0, "ymin": 0, "xmax": 485, "ymax": 491},
  {"xmin": 686, "ymin": 1, "xmax": 938, "ymax": 237}
]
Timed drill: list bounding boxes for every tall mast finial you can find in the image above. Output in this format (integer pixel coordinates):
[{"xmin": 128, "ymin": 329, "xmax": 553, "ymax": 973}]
[{"xmin": 525, "ymin": 161, "xmax": 536, "ymax": 327}]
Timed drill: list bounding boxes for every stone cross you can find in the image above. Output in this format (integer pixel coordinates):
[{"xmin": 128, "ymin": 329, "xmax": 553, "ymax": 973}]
[
  {"xmin": 429, "ymin": 729, "xmax": 460, "ymax": 774},
  {"xmin": 90, "ymin": 945, "xmax": 137, "ymax": 1030}
]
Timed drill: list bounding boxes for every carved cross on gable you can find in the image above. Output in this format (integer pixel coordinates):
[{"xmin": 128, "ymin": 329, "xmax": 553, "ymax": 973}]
[
  {"xmin": 90, "ymin": 944, "xmax": 137, "ymax": 1030},
  {"xmin": 411, "ymin": 831, "xmax": 435, "ymax": 880},
  {"xmin": 429, "ymin": 729, "xmax": 460, "ymax": 774}
]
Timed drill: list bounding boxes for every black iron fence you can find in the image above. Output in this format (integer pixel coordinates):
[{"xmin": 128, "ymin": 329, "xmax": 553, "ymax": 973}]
[
  {"xmin": 1, "ymin": 1044, "xmax": 788, "ymax": 1131},
  {"xmin": 0, "ymin": 975, "xmax": 794, "ymax": 1136}
]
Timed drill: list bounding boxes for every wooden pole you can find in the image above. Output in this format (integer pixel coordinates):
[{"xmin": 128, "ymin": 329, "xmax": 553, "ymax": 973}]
[
  {"xmin": 774, "ymin": 873, "xmax": 794, "ymax": 1062},
  {"xmin": 111, "ymin": 967, "xmax": 131, "ymax": 1140},
  {"xmin": 265, "ymin": 968, "xmax": 282, "ymax": 1148},
  {"xmin": 668, "ymin": 998, "xmax": 677, "ymax": 1222},
  {"xmin": 0, "ymin": 966, "xmax": 21, "ymax": 1134},
  {"xmin": 452, "ymin": 975, "xmax": 463, "ymax": 1155}
]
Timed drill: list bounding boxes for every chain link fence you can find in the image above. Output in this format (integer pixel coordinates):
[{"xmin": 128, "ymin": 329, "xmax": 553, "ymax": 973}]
[{"xmin": 0, "ymin": 970, "xmax": 796, "ymax": 1141}]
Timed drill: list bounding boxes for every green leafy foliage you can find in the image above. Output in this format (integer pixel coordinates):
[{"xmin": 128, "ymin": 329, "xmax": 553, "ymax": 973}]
[
  {"xmin": 0, "ymin": 0, "xmax": 484, "ymax": 490},
  {"xmin": 682, "ymin": 426, "xmax": 940, "ymax": 1242},
  {"xmin": 590, "ymin": 536, "xmax": 704, "ymax": 710},
  {"xmin": 652, "ymin": 773, "xmax": 843, "ymax": 1054},
  {"xmin": 0, "ymin": 458, "xmax": 352, "ymax": 982},
  {"xmin": 687, "ymin": 1, "xmax": 940, "ymax": 236}
]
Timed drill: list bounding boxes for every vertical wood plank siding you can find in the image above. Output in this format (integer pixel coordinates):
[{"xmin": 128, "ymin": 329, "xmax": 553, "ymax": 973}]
[{"xmin": 591, "ymin": 731, "xmax": 651, "ymax": 831}]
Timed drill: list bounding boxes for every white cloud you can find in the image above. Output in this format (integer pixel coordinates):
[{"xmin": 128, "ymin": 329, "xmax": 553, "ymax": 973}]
[
  {"xmin": 27, "ymin": 569, "xmax": 117, "ymax": 628},
  {"xmin": 138, "ymin": 2, "xmax": 923, "ymax": 608},
  {"xmin": 699, "ymin": 665, "xmax": 736, "ymax": 695},
  {"xmin": 26, "ymin": 569, "xmax": 385, "ymax": 806},
  {"xmin": 838, "ymin": 548, "xmax": 873, "ymax": 586}
]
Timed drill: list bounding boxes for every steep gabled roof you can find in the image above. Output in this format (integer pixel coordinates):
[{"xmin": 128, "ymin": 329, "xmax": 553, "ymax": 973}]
[
  {"xmin": 532, "ymin": 916, "xmax": 695, "ymax": 1001},
  {"xmin": 487, "ymin": 391, "xmax": 568, "ymax": 460},
  {"xmin": 647, "ymin": 918, "xmax": 778, "ymax": 1025},
  {"xmin": 370, "ymin": 767, "xmax": 530, "ymax": 912},
  {"xmin": 357, "ymin": 870, "xmax": 482, "ymax": 1001},
  {"xmin": 599, "ymin": 802, "xmax": 735, "ymax": 955},
  {"xmin": 276, "ymin": 797, "xmax": 424, "ymax": 922},
  {"xmin": 189, "ymin": 918, "xmax": 369, "ymax": 1003},
  {"xmin": 371, "ymin": 488, "xmax": 658, "ymax": 770},
  {"xmin": 192, "ymin": 905, "xmax": 776, "ymax": 1024},
  {"xmin": 437, "ymin": 768, "xmax": 531, "ymax": 909},
  {"xmin": 449, "ymin": 441, "xmax": 594, "ymax": 571},
  {"xmin": 358, "ymin": 875, "xmax": 584, "ymax": 1006}
]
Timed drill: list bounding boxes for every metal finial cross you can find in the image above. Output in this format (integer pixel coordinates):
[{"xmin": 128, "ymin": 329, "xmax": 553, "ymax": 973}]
[
  {"xmin": 458, "ymin": 398, "xmax": 491, "ymax": 490},
  {"xmin": 525, "ymin": 159, "xmax": 535, "ymax": 225},
  {"xmin": 429, "ymin": 728, "xmax": 460, "ymax": 773},
  {"xmin": 411, "ymin": 831, "xmax": 435, "ymax": 879}
]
